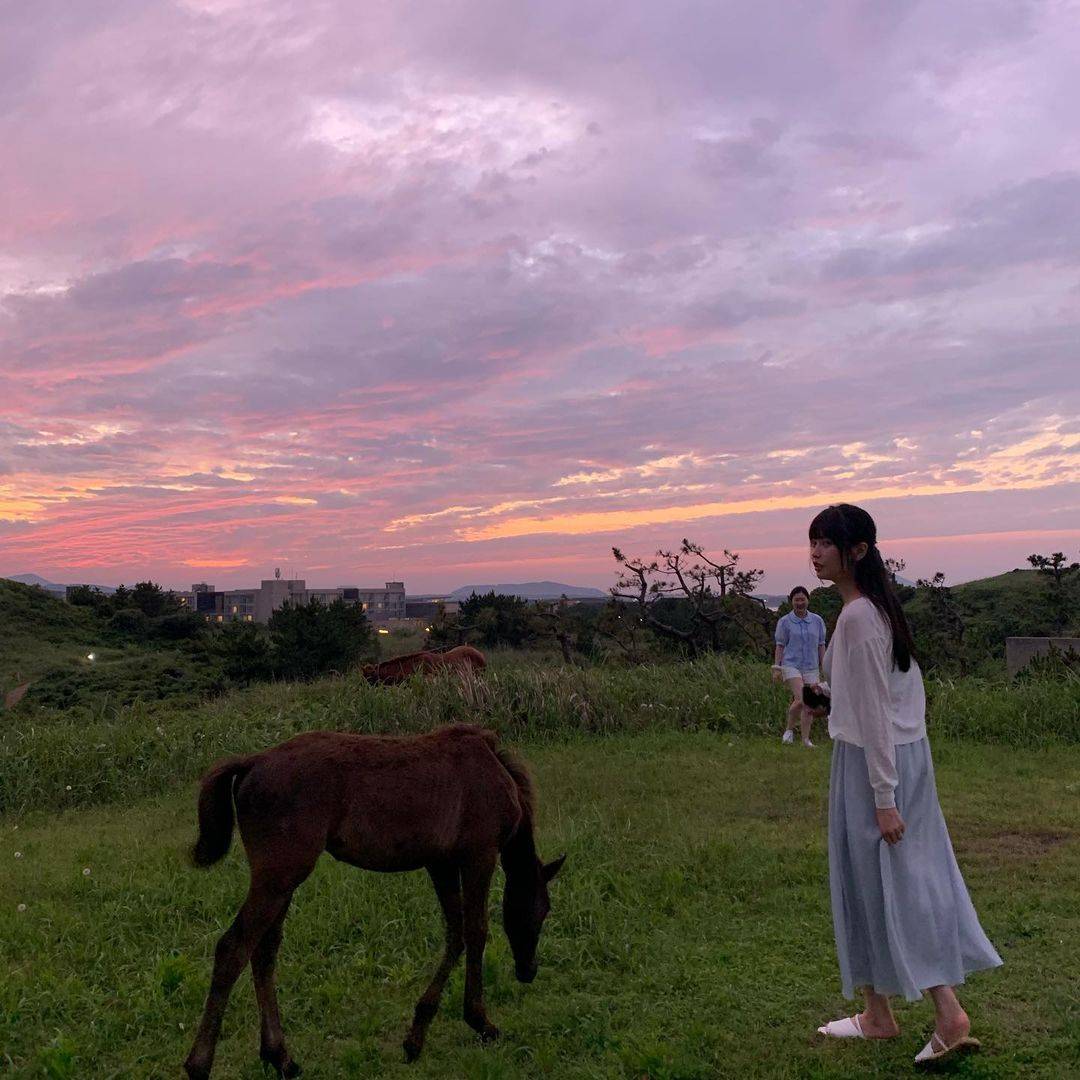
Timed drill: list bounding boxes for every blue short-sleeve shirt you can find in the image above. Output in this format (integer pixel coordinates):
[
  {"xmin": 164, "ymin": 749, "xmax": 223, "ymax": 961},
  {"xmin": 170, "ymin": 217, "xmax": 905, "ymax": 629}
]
[{"xmin": 774, "ymin": 610, "xmax": 827, "ymax": 672}]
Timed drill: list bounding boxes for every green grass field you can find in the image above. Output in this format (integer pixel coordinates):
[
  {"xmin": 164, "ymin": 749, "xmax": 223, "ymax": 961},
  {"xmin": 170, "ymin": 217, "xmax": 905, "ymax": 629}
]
[{"xmin": 3, "ymin": 732, "xmax": 1078, "ymax": 1079}]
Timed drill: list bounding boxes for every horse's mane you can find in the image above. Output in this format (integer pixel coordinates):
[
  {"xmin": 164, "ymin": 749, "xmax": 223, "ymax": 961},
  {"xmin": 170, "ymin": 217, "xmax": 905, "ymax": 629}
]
[{"xmin": 494, "ymin": 745, "xmax": 536, "ymax": 825}]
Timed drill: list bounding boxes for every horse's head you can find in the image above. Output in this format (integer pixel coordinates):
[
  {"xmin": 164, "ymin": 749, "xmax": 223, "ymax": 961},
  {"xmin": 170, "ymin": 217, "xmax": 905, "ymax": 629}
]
[{"xmin": 502, "ymin": 853, "xmax": 566, "ymax": 982}]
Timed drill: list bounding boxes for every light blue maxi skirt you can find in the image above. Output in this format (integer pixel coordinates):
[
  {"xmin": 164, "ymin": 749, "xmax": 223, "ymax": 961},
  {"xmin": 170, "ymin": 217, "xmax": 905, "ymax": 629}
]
[{"xmin": 828, "ymin": 737, "xmax": 1003, "ymax": 1001}]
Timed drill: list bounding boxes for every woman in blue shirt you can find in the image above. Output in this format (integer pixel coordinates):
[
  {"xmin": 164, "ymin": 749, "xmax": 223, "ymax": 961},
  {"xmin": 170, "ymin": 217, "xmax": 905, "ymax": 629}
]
[{"xmin": 773, "ymin": 586, "xmax": 827, "ymax": 747}]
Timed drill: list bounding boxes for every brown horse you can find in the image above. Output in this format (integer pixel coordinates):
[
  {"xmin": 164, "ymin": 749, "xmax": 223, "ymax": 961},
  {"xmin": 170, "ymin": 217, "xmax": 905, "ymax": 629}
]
[
  {"xmin": 3, "ymin": 681, "xmax": 30, "ymax": 709},
  {"xmin": 362, "ymin": 644, "xmax": 486, "ymax": 685},
  {"xmin": 183, "ymin": 724, "xmax": 564, "ymax": 1079}
]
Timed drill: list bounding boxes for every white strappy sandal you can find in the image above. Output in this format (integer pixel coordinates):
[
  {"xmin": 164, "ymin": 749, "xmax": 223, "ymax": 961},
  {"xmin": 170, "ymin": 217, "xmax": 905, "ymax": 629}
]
[
  {"xmin": 816, "ymin": 1015, "xmax": 865, "ymax": 1038},
  {"xmin": 914, "ymin": 1030, "xmax": 981, "ymax": 1066}
]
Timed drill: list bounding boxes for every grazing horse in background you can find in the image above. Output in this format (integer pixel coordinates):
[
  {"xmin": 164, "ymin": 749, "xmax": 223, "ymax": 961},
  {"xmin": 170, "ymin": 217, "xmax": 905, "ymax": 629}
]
[
  {"xmin": 183, "ymin": 724, "xmax": 564, "ymax": 1080},
  {"xmin": 362, "ymin": 644, "xmax": 486, "ymax": 685},
  {"xmin": 3, "ymin": 680, "xmax": 30, "ymax": 709}
]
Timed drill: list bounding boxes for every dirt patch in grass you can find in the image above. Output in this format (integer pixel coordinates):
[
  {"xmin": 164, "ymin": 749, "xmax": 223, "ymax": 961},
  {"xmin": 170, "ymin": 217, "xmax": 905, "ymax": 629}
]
[{"xmin": 954, "ymin": 827, "xmax": 1073, "ymax": 860}]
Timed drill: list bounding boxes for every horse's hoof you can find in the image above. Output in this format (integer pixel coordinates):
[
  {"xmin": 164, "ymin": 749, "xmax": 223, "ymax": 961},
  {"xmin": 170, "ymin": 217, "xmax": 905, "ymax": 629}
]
[
  {"xmin": 480, "ymin": 1024, "xmax": 501, "ymax": 1045},
  {"xmin": 403, "ymin": 1036, "xmax": 424, "ymax": 1063},
  {"xmin": 184, "ymin": 1061, "xmax": 210, "ymax": 1080},
  {"xmin": 260, "ymin": 1046, "xmax": 301, "ymax": 1078}
]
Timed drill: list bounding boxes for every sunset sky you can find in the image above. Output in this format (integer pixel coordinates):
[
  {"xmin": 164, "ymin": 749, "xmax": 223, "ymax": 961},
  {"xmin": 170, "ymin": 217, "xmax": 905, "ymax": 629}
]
[{"xmin": 2, "ymin": 0, "xmax": 1078, "ymax": 595}]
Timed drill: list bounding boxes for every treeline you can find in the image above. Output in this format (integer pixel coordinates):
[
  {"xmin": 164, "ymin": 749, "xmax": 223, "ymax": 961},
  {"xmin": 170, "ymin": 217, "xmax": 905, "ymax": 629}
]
[
  {"xmin": 9, "ymin": 542, "xmax": 1078, "ymax": 714},
  {"xmin": 779, "ymin": 552, "xmax": 1080, "ymax": 675},
  {"xmin": 431, "ymin": 545, "xmax": 1080, "ymax": 676},
  {"xmin": 67, "ymin": 581, "xmax": 207, "ymax": 640},
  {"xmin": 21, "ymin": 582, "xmax": 373, "ymax": 711},
  {"xmin": 430, "ymin": 543, "xmax": 777, "ymax": 664},
  {"xmin": 69, "ymin": 580, "xmax": 372, "ymax": 675}
]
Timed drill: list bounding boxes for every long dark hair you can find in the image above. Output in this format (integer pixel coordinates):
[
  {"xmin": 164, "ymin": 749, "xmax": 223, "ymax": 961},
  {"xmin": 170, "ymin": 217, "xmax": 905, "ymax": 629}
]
[{"xmin": 808, "ymin": 504, "xmax": 914, "ymax": 671}]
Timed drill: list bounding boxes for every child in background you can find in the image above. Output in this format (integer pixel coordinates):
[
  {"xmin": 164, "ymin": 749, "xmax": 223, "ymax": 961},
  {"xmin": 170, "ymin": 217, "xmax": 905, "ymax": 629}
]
[{"xmin": 772, "ymin": 586, "xmax": 827, "ymax": 747}]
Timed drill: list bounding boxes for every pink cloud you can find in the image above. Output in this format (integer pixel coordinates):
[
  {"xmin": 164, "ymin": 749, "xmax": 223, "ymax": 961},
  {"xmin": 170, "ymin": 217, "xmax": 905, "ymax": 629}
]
[{"xmin": 1, "ymin": 1, "xmax": 1078, "ymax": 592}]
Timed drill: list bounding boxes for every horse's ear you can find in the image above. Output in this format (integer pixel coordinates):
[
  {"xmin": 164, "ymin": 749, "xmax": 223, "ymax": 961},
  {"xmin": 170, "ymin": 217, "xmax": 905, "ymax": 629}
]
[{"xmin": 542, "ymin": 854, "xmax": 566, "ymax": 882}]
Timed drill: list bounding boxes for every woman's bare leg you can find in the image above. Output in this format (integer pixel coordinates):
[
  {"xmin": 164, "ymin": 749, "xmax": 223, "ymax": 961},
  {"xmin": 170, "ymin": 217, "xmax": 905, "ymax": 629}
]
[
  {"xmin": 783, "ymin": 676, "xmax": 804, "ymax": 734},
  {"xmin": 926, "ymin": 985, "xmax": 970, "ymax": 1045},
  {"xmin": 857, "ymin": 987, "xmax": 900, "ymax": 1038}
]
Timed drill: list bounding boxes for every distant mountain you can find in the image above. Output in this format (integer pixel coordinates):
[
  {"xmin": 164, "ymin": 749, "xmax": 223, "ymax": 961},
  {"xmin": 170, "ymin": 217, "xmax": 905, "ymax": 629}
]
[
  {"xmin": 3, "ymin": 573, "xmax": 67, "ymax": 596},
  {"xmin": 2, "ymin": 573, "xmax": 115, "ymax": 595},
  {"xmin": 752, "ymin": 593, "xmax": 789, "ymax": 611},
  {"xmin": 450, "ymin": 581, "xmax": 608, "ymax": 601}
]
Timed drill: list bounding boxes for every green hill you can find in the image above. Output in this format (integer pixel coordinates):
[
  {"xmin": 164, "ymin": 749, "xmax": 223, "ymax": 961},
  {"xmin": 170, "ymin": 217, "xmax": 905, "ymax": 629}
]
[
  {"xmin": 0, "ymin": 579, "xmax": 224, "ymax": 711},
  {"xmin": 0, "ymin": 579, "xmax": 102, "ymax": 689},
  {"xmin": 785, "ymin": 567, "xmax": 1079, "ymax": 674},
  {"xmin": 918, "ymin": 567, "xmax": 1079, "ymax": 643},
  {"xmin": 953, "ymin": 566, "xmax": 1079, "ymax": 609}
]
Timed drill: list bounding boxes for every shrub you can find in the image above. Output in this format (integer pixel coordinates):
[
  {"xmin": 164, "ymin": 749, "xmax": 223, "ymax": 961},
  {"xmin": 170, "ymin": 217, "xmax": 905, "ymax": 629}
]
[
  {"xmin": 214, "ymin": 622, "xmax": 275, "ymax": 684},
  {"xmin": 268, "ymin": 599, "xmax": 371, "ymax": 680},
  {"xmin": 457, "ymin": 591, "xmax": 534, "ymax": 648},
  {"xmin": 107, "ymin": 608, "xmax": 150, "ymax": 637},
  {"xmin": 130, "ymin": 580, "xmax": 180, "ymax": 618},
  {"xmin": 152, "ymin": 610, "xmax": 206, "ymax": 641}
]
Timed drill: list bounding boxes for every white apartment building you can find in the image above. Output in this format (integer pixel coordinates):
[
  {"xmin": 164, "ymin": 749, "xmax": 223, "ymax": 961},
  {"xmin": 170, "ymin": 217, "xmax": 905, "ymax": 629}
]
[{"xmin": 176, "ymin": 577, "xmax": 405, "ymax": 625}]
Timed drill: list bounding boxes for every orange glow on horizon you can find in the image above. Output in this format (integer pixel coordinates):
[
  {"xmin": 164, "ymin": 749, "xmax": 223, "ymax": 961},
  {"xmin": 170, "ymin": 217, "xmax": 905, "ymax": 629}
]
[
  {"xmin": 181, "ymin": 558, "xmax": 251, "ymax": 568},
  {"xmin": 456, "ymin": 475, "xmax": 1076, "ymax": 542}
]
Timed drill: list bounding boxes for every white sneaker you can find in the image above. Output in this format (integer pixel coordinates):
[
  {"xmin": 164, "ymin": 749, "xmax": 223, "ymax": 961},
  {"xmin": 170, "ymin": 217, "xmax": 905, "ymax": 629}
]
[
  {"xmin": 802, "ymin": 739, "xmax": 815, "ymax": 748},
  {"xmin": 782, "ymin": 729, "xmax": 795, "ymax": 744}
]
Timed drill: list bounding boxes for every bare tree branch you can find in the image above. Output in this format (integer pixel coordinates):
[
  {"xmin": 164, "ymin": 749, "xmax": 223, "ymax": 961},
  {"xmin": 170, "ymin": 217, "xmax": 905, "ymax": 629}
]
[{"xmin": 607, "ymin": 540, "xmax": 771, "ymax": 658}]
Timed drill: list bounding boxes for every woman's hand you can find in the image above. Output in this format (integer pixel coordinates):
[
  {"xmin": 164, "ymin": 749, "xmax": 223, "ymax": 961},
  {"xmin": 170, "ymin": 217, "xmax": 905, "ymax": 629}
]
[
  {"xmin": 876, "ymin": 807, "xmax": 906, "ymax": 845},
  {"xmin": 771, "ymin": 666, "xmax": 783, "ymax": 683},
  {"xmin": 801, "ymin": 682, "xmax": 830, "ymax": 718}
]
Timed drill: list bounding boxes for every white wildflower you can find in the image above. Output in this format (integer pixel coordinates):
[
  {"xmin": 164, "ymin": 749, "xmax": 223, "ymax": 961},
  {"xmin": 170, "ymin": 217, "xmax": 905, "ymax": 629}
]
[
  {"xmin": 17, "ymin": 903, "xmax": 26, "ymax": 912},
  {"xmin": 14, "ymin": 851, "xmax": 22, "ymax": 859},
  {"xmin": 83, "ymin": 867, "xmax": 91, "ymax": 877}
]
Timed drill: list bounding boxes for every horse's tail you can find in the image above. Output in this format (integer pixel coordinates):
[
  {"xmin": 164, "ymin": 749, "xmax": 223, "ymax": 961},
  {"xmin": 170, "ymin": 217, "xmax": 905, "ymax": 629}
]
[{"xmin": 190, "ymin": 754, "xmax": 255, "ymax": 868}]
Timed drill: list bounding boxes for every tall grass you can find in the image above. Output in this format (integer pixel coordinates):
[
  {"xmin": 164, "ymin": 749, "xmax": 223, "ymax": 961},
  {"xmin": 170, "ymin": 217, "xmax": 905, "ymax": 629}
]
[{"xmin": 2, "ymin": 655, "xmax": 1076, "ymax": 818}]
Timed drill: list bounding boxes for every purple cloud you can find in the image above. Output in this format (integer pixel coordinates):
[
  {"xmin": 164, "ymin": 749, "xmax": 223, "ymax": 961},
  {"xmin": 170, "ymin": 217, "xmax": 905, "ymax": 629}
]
[{"xmin": 0, "ymin": 0, "xmax": 1077, "ymax": 592}]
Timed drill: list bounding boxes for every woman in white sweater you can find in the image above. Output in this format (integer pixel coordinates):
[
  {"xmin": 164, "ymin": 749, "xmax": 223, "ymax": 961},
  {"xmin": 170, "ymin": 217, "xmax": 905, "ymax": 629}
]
[{"xmin": 809, "ymin": 503, "xmax": 1002, "ymax": 1067}]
